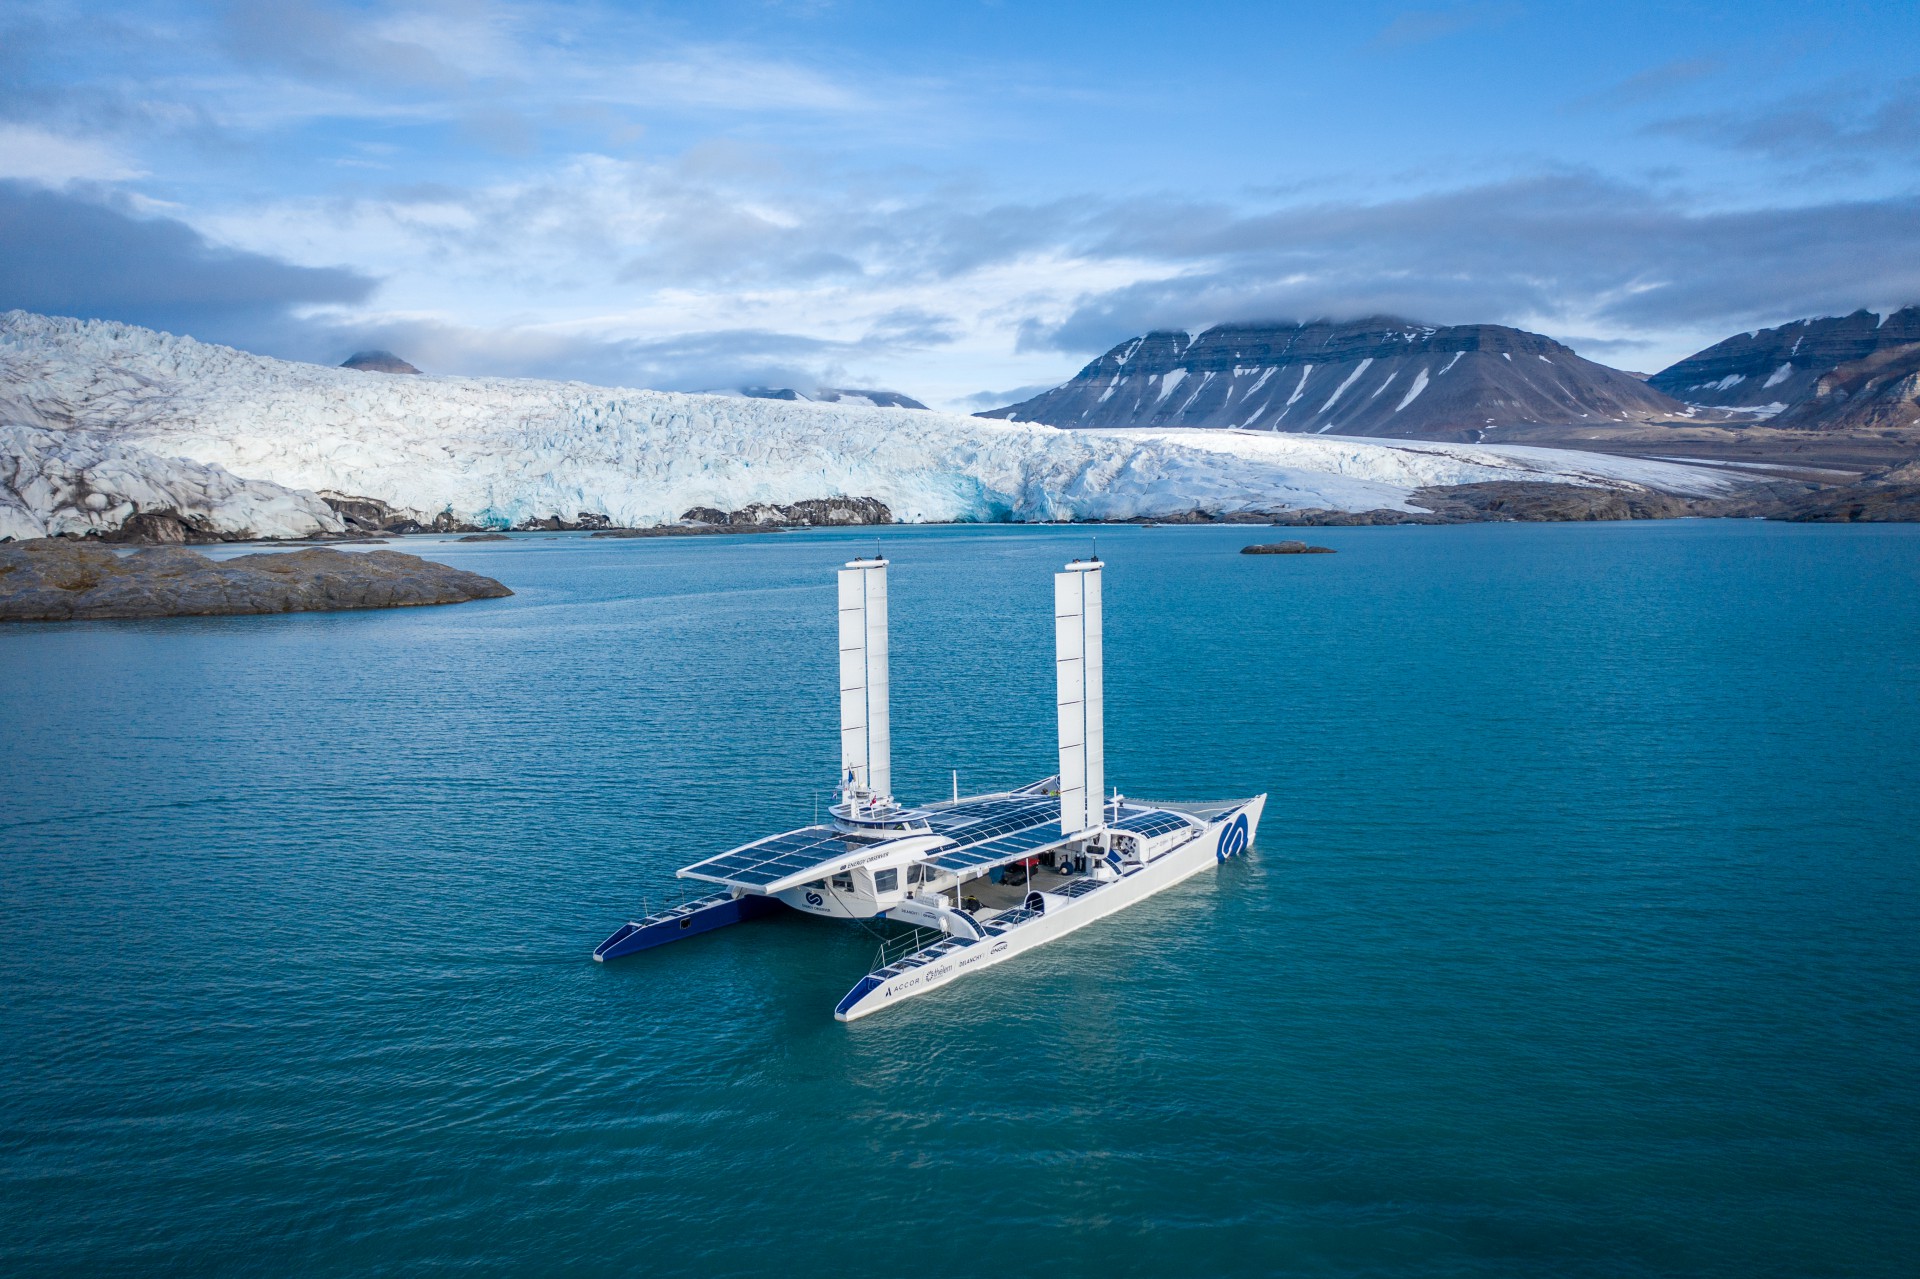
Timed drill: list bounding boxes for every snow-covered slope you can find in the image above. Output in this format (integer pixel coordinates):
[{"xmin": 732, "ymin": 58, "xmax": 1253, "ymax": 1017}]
[{"xmin": 0, "ymin": 311, "xmax": 1740, "ymax": 540}]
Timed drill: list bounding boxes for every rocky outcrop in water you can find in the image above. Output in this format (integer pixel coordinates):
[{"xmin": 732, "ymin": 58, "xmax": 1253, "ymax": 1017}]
[
  {"xmin": 514, "ymin": 512, "xmax": 613, "ymax": 531},
  {"xmin": 0, "ymin": 541, "xmax": 511, "ymax": 621},
  {"xmin": 679, "ymin": 497, "xmax": 892, "ymax": 527},
  {"xmin": 1241, "ymin": 541, "xmax": 1334, "ymax": 554},
  {"xmin": 1262, "ymin": 468, "xmax": 1920, "ymax": 525},
  {"xmin": 978, "ymin": 319, "xmax": 1685, "ymax": 441},
  {"xmin": 320, "ymin": 492, "xmax": 615, "ymax": 534},
  {"xmin": 1649, "ymin": 307, "xmax": 1920, "ymax": 413}
]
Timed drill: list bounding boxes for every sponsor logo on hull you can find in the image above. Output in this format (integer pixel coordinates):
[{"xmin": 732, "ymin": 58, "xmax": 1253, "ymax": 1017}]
[{"xmin": 1216, "ymin": 812, "xmax": 1250, "ymax": 862}]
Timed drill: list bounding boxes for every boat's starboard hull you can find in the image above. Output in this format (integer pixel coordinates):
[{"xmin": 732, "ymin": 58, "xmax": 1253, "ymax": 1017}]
[{"xmin": 834, "ymin": 794, "xmax": 1265, "ymax": 1021}]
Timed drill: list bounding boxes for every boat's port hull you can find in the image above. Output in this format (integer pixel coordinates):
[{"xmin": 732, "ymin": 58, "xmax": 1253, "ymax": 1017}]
[
  {"xmin": 834, "ymin": 795, "xmax": 1265, "ymax": 1021},
  {"xmin": 593, "ymin": 892, "xmax": 786, "ymax": 962}
]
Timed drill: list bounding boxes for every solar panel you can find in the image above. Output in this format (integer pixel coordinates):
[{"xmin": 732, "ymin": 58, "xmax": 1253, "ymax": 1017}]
[
  {"xmin": 1112, "ymin": 809, "xmax": 1195, "ymax": 839},
  {"xmin": 678, "ymin": 826, "xmax": 870, "ymax": 889},
  {"xmin": 926, "ymin": 821, "xmax": 1073, "ymax": 873},
  {"xmin": 923, "ymin": 795, "xmax": 1060, "ymax": 846}
]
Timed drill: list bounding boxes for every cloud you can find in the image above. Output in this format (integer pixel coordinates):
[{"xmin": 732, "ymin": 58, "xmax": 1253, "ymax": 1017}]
[
  {"xmin": 0, "ymin": 124, "xmax": 146, "ymax": 184},
  {"xmin": 0, "ymin": 182, "xmax": 376, "ymax": 344},
  {"xmin": 1647, "ymin": 77, "xmax": 1920, "ymax": 165},
  {"xmin": 1013, "ymin": 174, "xmax": 1920, "ymax": 360},
  {"xmin": 611, "ymin": 47, "xmax": 877, "ymax": 114},
  {"xmin": 294, "ymin": 314, "xmax": 950, "ymax": 393},
  {"xmin": 219, "ymin": 0, "xmax": 491, "ymax": 92},
  {"xmin": 1372, "ymin": 3, "xmax": 1522, "ymax": 48},
  {"xmin": 954, "ymin": 383, "xmax": 1057, "ymax": 412},
  {"xmin": 1568, "ymin": 58, "xmax": 1723, "ymax": 112}
]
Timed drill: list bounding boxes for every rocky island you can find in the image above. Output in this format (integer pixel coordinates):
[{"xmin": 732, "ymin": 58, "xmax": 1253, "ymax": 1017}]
[
  {"xmin": 1241, "ymin": 541, "xmax": 1336, "ymax": 554},
  {"xmin": 0, "ymin": 541, "xmax": 512, "ymax": 622}
]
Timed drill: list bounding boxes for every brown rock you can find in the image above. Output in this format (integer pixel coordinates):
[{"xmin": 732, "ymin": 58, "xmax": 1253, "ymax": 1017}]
[{"xmin": 0, "ymin": 541, "xmax": 512, "ymax": 622}]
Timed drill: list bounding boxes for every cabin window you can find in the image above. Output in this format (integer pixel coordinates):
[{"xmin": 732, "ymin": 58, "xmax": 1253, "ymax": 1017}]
[
  {"xmin": 806, "ymin": 880, "xmax": 825, "ymax": 890},
  {"xmin": 873, "ymin": 868, "xmax": 899, "ymax": 893},
  {"xmin": 907, "ymin": 864, "xmax": 925, "ymax": 885},
  {"xmin": 831, "ymin": 872, "xmax": 853, "ymax": 891}
]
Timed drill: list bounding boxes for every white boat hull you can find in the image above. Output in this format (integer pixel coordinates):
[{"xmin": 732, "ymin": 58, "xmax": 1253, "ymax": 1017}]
[{"xmin": 834, "ymin": 794, "xmax": 1265, "ymax": 1021}]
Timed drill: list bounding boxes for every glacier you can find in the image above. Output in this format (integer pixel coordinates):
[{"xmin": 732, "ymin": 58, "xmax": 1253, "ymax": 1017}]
[{"xmin": 0, "ymin": 310, "xmax": 1742, "ymax": 542}]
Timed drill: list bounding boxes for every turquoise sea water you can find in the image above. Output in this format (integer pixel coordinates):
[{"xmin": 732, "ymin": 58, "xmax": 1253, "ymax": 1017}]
[{"xmin": 3, "ymin": 520, "xmax": 1917, "ymax": 1277}]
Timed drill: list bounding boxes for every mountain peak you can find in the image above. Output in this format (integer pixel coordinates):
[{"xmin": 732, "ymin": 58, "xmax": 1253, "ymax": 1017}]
[
  {"xmin": 1648, "ymin": 306, "xmax": 1920, "ymax": 411},
  {"xmin": 341, "ymin": 350, "xmax": 422, "ymax": 375},
  {"xmin": 979, "ymin": 318, "xmax": 1672, "ymax": 441}
]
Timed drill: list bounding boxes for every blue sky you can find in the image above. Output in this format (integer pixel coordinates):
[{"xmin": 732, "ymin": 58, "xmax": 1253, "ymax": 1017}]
[{"xmin": 3, "ymin": 0, "xmax": 1918, "ymax": 408}]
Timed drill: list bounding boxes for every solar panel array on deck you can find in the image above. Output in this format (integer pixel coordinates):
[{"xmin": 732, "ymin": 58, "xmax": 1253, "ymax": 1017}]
[
  {"xmin": 680, "ymin": 826, "xmax": 862, "ymax": 887},
  {"xmin": 923, "ymin": 795, "xmax": 1059, "ymax": 845},
  {"xmin": 1112, "ymin": 809, "xmax": 1193, "ymax": 839},
  {"xmin": 927, "ymin": 821, "xmax": 1071, "ymax": 872}
]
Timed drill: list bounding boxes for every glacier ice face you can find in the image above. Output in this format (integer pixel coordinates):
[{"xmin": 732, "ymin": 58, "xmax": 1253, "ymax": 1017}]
[
  {"xmin": 0, "ymin": 310, "xmax": 1741, "ymax": 537},
  {"xmin": 0, "ymin": 395, "xmax": 345, "ymax": 543}
]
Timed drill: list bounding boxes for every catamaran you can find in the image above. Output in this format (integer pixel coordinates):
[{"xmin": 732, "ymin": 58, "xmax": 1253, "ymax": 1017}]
[{"xmin": 594, "ymin": 554, "xmax": 1265, "ymax": 1021}]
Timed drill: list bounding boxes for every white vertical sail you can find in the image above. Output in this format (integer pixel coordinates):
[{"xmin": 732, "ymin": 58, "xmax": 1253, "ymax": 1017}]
[
  {"xmin": 1055, "ymin": 559, "xmax": 1104, "ymax": 834},
  {"xmin": 838, "ymin": 557, "xmax": 891, "ymax": 801}
]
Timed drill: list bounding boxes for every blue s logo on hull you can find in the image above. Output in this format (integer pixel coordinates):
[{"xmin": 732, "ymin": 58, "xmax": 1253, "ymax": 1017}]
[
  {"xmin": 804, "ymin": 891, "xmax": 825, "ymax": 907},
  {"xmin": 1216, "ymin": 813, "xmax": 1250, "ymax": 862}
]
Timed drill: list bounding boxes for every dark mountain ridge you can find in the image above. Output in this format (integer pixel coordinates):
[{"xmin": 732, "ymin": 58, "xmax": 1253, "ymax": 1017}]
[
  {"xmin": 341, "ymin": 350, "xmax": 421, "ymax": 375},
  {"xmin": 978, "ymin": 317, "xmax": 1685, "ymax": 442},
  {"xmin": 737, "ymin": 386, "xmax": 927, "ymax": 409},
  {"xmin": 1648, "ymin": 307, "xmax": 1920, "ymax": 411}
]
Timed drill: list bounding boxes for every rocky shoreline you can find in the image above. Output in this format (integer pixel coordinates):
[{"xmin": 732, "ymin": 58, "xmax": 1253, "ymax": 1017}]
[
  {"xmin": 13, "ymin": 468, "xmax": 1919, "ymax": 551},
  {"xmin": 315, "ymin": 493, "xmax": 894, "ymax": 537},
  {"xmin": 1160, "ymin": 464, "xmax": 1920, "ymax": 527},
  {"xmin": 0, "ymin": 541, "xmax": 511, "ymax": 622}
]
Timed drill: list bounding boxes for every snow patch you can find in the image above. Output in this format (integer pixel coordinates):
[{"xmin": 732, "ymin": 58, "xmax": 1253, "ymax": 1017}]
[
  {"xmin": 1763, "ymin": 363, "xmax": 1793, "ymax": 388},
  {"xmin": 1155, "ymin": 369, "xmax": 1189, "ymax": 402},
  {"xmin": 1285, "ymin": 365, "xmax": 1314, "ymax": 405},
  {"xmin": 1318, "ymin": 359, "xmax": 1373, "ymax": 415},
  {"xmin": 1395, "ymin": 367, "xmax": 1431, "ymax": 411}
]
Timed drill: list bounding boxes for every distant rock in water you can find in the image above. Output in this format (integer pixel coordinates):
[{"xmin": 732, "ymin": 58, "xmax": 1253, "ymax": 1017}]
[
  {"xmin": 679, "ymin": 496, "xmax": 892, "ymax": 527},
  {"xmin": 457, "ymin": 533, "xmax": 511, "ymax": 542},
  {"xmin": 0, "ymin": 541, "xmax": 510, "ymax": 621},
  {"xmin": 977, "ymin": 318, "xmax": 1684, "ymax": 441},
  {"xmin": 1241, "ymin": 541, "xmax": 1335, "ymax": 554},
  {"xmin": 341, "ymin": 350, "xmax": 422, "ymax": 375}
]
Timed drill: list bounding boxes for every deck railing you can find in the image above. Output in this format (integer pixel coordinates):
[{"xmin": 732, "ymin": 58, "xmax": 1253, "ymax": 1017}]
[{"xmin": 868, "ymin": 925, "xmax": 944, "ymax": 973}]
